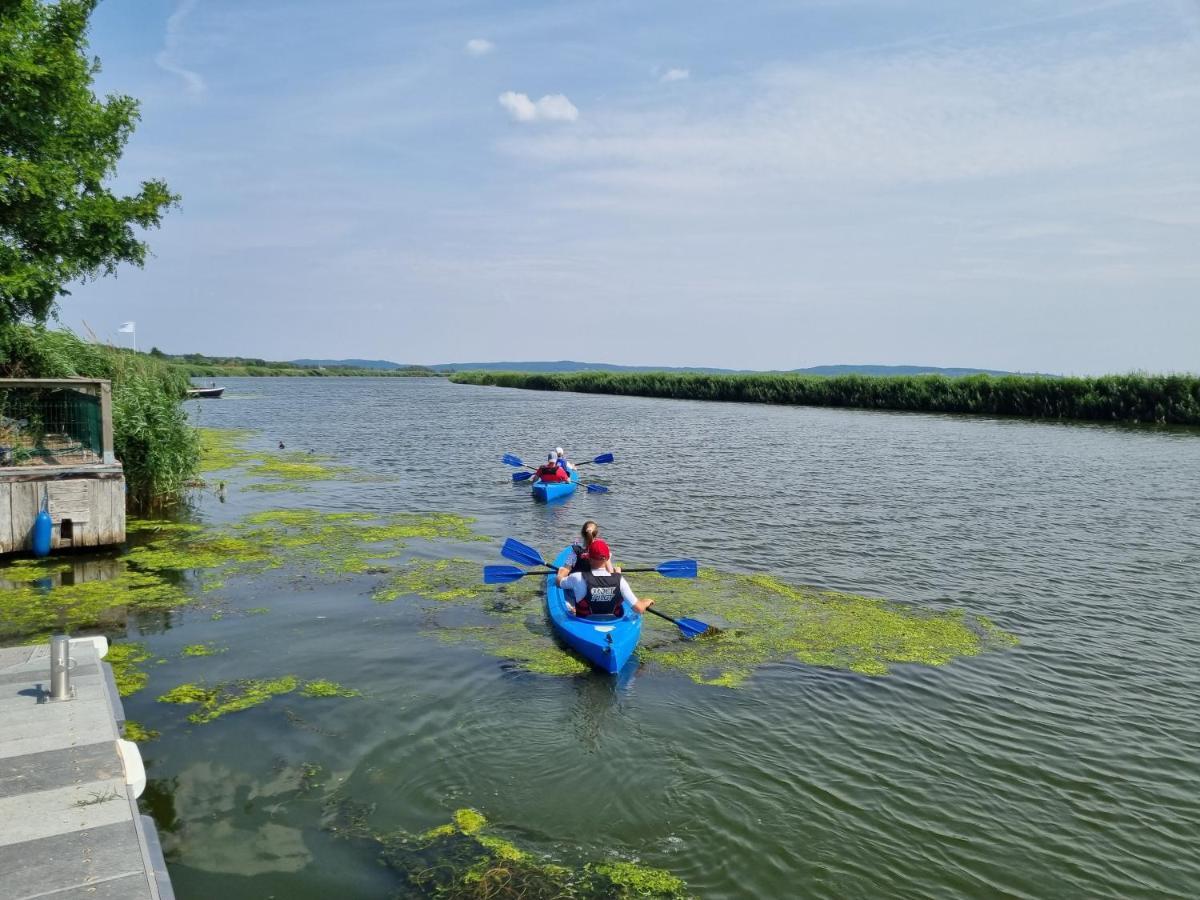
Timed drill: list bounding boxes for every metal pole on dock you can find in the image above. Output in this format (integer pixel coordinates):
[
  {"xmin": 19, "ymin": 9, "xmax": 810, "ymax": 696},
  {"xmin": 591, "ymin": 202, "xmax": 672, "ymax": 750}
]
[{"xmin": 49, "ymin": 634, "xmax": 73, "ymax": 700}]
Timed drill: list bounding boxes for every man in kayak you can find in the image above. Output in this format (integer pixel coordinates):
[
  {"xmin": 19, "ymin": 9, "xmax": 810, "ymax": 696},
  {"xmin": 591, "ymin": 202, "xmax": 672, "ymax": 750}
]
[
  {"xmin": 556, "ymin": 539, "xmax": 654, "ymax": 618},
  {"xmin": 533, "ymin": 453, "xmax": 571, "ymax": 483}
]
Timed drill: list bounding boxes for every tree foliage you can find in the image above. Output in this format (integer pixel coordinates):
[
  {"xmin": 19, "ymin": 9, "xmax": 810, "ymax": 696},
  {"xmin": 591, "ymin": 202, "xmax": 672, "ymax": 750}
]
[{"xmin": 0, "ymin": 0, "xmax": 177, "ymax": 323}]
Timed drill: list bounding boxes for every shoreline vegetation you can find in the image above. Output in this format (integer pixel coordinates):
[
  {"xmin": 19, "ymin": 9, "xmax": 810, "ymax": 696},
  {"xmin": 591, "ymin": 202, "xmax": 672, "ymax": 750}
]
[
  {"xmin": 151, "ymin": 350, "xmax": 439, "ymax": 378},
  {"xmin": 449, "ymin": 370, "xmax": 1200, "ymax": 426}
]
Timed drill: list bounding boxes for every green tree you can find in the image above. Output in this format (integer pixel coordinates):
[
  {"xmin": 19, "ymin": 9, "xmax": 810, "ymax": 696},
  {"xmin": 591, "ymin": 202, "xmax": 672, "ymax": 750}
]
[{"xmin": 0, "ymin": 0, "xmax": 177, "ymax": 324}]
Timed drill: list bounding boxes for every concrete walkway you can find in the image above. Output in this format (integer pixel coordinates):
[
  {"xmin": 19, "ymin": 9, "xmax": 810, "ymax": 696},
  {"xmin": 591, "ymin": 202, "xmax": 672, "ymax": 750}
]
[{"xmin": 0, "ymin": 639, "xmax": 172, "ymax": 900}]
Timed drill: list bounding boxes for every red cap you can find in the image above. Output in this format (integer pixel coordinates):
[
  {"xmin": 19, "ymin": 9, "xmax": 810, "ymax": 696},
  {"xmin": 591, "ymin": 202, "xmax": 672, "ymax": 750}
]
[{"xmin": 586, "ymin": 539, "xmax": 611, "ymax": 561}]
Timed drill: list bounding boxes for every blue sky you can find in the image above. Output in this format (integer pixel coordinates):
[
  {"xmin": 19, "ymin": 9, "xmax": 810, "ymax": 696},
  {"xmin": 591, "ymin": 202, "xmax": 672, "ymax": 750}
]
[{"xmin": 64, "ymin": 0, "xmax": 1200, "ymax": 373}]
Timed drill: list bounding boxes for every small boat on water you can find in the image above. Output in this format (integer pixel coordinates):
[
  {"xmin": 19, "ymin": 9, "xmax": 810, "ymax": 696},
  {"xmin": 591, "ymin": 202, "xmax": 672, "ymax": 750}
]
[
  {"xmin": 545, "ymin": 546, "xmax": 642, "ymax": 673},
  {"xmin": 187, "ymin": 387, "xmax": 224, "ymax": 399},
  {"xmin": 531, "ymin": 468, "xmax": 577, "ymax": 502}
]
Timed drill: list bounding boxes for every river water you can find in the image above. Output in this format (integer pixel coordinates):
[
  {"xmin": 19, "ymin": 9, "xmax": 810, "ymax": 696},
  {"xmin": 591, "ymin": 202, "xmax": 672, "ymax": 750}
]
[{"xmin": 110, "ymin": 378, "xmax": 1200, "ymax": 897}]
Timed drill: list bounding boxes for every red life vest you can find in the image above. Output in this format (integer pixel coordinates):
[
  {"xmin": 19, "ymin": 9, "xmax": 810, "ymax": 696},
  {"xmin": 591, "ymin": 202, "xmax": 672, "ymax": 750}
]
[{"xmin": 536, "ymin": 465, "xmax": 568, "ymax": 482}]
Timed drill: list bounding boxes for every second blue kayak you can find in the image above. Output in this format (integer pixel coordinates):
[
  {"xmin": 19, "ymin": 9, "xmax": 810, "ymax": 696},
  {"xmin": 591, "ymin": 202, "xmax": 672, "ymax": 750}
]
[
  {"xmin": 545, "ymin": 547, "xmax": 642, "ymax": 673},
  {"xmin": 531, "ymin": 469, "xmax": 578, "ymax": 502}
]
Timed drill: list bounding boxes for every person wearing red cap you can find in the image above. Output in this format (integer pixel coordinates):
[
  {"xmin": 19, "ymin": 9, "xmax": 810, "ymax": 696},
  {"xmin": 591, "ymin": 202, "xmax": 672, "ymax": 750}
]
[
  {"xmin": 556, "ymin": 538, "xmax": 654, "ymax": 618},
  {"xmin": 533, "ymin": 452, "xmax": 570, "ymax": 484}
]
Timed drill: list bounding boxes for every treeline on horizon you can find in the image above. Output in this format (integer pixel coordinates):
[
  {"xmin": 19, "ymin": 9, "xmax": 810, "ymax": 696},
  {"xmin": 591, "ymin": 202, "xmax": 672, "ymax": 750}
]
[
  {"xmin": 450, "ymin": 370, "xmax": 1200, "ymax": 426},
  {"xmin": 148, "ymin": 349, "xmax": 438, "ymax": 378}
]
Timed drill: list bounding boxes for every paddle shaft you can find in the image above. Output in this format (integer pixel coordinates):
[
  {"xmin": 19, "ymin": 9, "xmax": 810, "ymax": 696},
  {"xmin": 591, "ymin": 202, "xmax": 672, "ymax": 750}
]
[{"xmin": 645, "ymin": 606, "xmax": 686, "ymax": 627}]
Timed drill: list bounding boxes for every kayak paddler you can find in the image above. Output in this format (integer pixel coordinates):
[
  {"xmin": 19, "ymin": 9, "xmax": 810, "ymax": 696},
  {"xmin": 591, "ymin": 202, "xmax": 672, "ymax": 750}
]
[
  {"xmin": 533, "ymin": 453, "xmax": 570, "ymax": 483},
  {"xmin": 556, "ymin": 539, "xmax": 654, "ymax": 618}
]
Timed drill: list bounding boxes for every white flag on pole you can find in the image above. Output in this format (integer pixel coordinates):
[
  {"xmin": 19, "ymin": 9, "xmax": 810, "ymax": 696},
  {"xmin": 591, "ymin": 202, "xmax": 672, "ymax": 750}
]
[{"xmin": 118, "ymin": 322, "xmax": 136, "ymax": 333}]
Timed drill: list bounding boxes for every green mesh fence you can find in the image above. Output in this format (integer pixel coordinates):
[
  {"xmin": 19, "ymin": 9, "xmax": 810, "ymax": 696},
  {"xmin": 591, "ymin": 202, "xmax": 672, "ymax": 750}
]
[{"xmin": 0, "ymin": 386, "xmax": 104, "ymax": 466}]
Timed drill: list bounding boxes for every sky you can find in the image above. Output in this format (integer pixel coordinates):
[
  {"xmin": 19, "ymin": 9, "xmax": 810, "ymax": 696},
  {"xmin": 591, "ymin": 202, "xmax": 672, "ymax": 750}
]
[{"xmin": 61, "ymin": 0, "xmax": 1200, "ymax": 373}]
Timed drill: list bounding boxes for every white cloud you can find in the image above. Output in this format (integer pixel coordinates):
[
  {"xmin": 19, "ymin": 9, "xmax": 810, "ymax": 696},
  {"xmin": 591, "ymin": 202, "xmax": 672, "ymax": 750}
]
[
  {"xmin": 660, "ymin": 68, "xmax": 690, "ymax": 82},
  {"xmin": 498, "ymin": 91, "xmax": 579, "ymax": 123},
  {"xmin": 465, "ymin": 38, "xmax": 494, "ymax": 56},
  {"xmin": 155, "ymin": 0, "xmax": 206, "ymax": 96},
  {"xmin": 502, "ymin": 36, "xmax": 1200, "ymax": 188}
]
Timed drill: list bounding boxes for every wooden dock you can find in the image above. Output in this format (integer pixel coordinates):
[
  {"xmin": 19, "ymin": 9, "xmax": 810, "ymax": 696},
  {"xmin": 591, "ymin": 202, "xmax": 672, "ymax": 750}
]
[{"xmin": 0, "ymin": 638, "xmax": 173, "ymax": 900}]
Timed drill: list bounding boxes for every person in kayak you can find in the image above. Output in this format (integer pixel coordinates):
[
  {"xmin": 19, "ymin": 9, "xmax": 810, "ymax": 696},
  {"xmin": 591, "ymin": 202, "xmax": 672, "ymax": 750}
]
[
  {"xmin": 557, "ymin": 539, "xmax": 653, "ymax": 618},
  {"xmin": 555, "ymin": 446, "xmax": 576, "ymax": 474},
  {"xmin": 557, "ymin": 520, "xmax": 618, "ymax": 577},
  {"xmin": 533, "ymin": 453, "xmax": 571, "ymax": 483}
]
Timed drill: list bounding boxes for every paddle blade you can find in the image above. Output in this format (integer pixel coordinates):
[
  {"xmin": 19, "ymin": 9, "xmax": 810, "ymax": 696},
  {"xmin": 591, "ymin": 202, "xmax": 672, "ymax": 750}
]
[
  {"xmin": 585, "ymin": 483, "xmax": 609, "ymax": 493},
  {"xmin": 511, "ymin": 471, "xmax": 533, "ymax": 482},
  {"xmin": 591, "ymin": 452, "xmax": 614, "ymax": 464},
  {"xmin": 676, "ymin": 617, "xmax": 710, "ymax": 639},
  {"xmin": 655, "ymin": 559, "xmax": 698, "ymax": 578},
  {"xmin": 502, "ymin": 454, "xmax": 525, "ymax": 468},
  {"xmin": 501, "ymin": 537, "xmax": 546, "ymax": 568},
  {"xmin": 483, "ymin": 565, "xmax": 528, "ymax": 584}
]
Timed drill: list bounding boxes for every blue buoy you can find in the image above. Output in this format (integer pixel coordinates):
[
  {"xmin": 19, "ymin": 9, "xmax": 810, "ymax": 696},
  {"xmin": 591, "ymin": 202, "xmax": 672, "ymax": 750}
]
[{"xmin": 32, "ymin": 490, "xmax": 52, "ymax": 558}]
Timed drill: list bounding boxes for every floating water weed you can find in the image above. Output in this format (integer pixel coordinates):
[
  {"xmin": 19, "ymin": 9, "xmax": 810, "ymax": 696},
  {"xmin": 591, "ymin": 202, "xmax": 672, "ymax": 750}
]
[
  {"xmin": 123, "ymin": 720, "xmax": 160, "ymax": 742},
  {"xmin": 300, "ymin": 679, "xmax": 361, "ymax": 698},
  {"xmin": 158, "ymin": 676, "xmax": 362, "ymax": 723},
  {"xmin": 181, "ymin": 643, "xmax": 224, "ymax": 657},
  {"xmin": 197, "ymin": 428, "xmax": 258, "ymax": 473},
  {"xmin": 362, "ymin": 808, "xmax": 691, "ymax": 899},
  {"xmin": 158, "ymin": 676, "xmax": 300, "ymax": 723},
  {"xmin": 642, "ymin": 570, "xmax": 1018, "ymax": 686},
  {"xmin": 375, "ymin": 558, "xmax": 489, "ymax": 603},
  {"xmin": 0, "ymin": 569, "xmax": 189, "ymax": 642},
  {"xmin": 107, "ymin": 642, "xmax": 152, "ymax": 696}
]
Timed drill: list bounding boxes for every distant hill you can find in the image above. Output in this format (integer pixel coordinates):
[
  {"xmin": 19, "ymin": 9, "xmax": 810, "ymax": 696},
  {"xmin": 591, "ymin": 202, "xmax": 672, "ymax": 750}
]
[
  {"xmin": 433, "ymin": 360, "xmax": 1028, "ymax": 377},
  {"xmin": 431, "ymin": 360, "xmax": 744, "ymax": 374},
  {"xmin": 287, "ymin": 358, "xmax": 1034, "ymax": 377},
  {"xmin": 291, "ymin": 358, "xmax": 411, "ymax": 370}
]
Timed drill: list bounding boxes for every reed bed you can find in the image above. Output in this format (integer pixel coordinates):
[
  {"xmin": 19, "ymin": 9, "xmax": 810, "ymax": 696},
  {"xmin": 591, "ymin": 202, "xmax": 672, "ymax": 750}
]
[{"xmin": 450, "ymin": 370, "xmax": 1200, "ymax": 426}]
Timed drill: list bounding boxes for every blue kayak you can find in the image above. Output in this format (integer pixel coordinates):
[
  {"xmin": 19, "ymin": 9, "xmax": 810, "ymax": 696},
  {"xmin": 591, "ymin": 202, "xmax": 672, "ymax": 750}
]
[
  {"xmin": 545, "ymin": 547, "xmax": 642, "ymax": 674},
  {"xmin": 531, "ymin": 468, "xmax": 578, "ymax": 502}
]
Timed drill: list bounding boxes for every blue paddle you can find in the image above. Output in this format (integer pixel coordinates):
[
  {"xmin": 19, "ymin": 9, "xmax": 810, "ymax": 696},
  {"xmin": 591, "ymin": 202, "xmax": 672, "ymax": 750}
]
[
  {"xmin": 503, "ymin": 452, "xmax": 614, "ymax": 469},
  {"xmin": 644, "ymin": 606, "xmax": 711, "ymax": 639},
  {"xmin": 496, "ymin": 539, "xmax": 712, "ymax": 638},
  {"xmin": 484, "ymin": 559, "xmax": 698, "ymax": 584}
]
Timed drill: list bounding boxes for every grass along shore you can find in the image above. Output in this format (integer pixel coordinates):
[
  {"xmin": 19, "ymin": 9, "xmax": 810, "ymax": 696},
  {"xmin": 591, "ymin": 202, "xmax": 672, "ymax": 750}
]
[{"xmin": 450, "ymin": 370, "xmax": 1200, "ymax": 426}]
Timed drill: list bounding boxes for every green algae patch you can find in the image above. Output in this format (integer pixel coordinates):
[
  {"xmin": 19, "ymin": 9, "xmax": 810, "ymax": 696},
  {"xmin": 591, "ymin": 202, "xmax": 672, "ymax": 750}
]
[
  {"xmin": 126, "ymin": 532, "xmax": 277, "ymax": 579},
  {"xmin": 125, "ymin": 519, "xmax": 204, "ymax": 538},
  {"xmin": 341, "ymin": 807, "xmax": 692, "ymax": 899},
  {"xmin": 197, "ymin": 428, "xmax": 259, "ymax": 473},
  {"xmin": 375, "ymin": 558, "xmax": 489, "ymax": 603},
  {"xmin": 0, "ymin": 569, "xmax": 190, "ymax": 643},
  {"xmin": 123, "ymin": 720, "xmax": 160, "ymax": 742},
  {"xmin": 639, "ymin": 570, "xmax": 1018, "ymax": 687},
  {"xmin": 249, "ymin": 452, "xmax": 353, "ymax": 483},
  {"xmin": 181, "ymin": 643, "xmax": 225, "ymax": 657},
  {"xmin": 107, "ymin": 642, "xmax": 152, "ymax": 696},
  {"xmin": 300, "ymin": 679, "xmax": 361, "ymax": 698},
  {"xmin": 158, "ymin": 676, "xmax": 299, "ymax": 724},
  {"xmin": 158, "ymin": 675, "xmax": 366, "ymax": 723},
  {"xmin": 0, "ymin": 558, "xmax": 72, "ymax": 585},
  {"xmin": 590, "ymin": 861, "xmax": 689, "ymax": 899}
]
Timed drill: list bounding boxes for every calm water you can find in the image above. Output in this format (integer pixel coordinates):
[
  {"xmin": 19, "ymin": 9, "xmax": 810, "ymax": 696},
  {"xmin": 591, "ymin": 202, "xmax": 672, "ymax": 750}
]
[{"xmin": 126, "ymin": 378, "xmax": 1200, "ymax": 898}]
